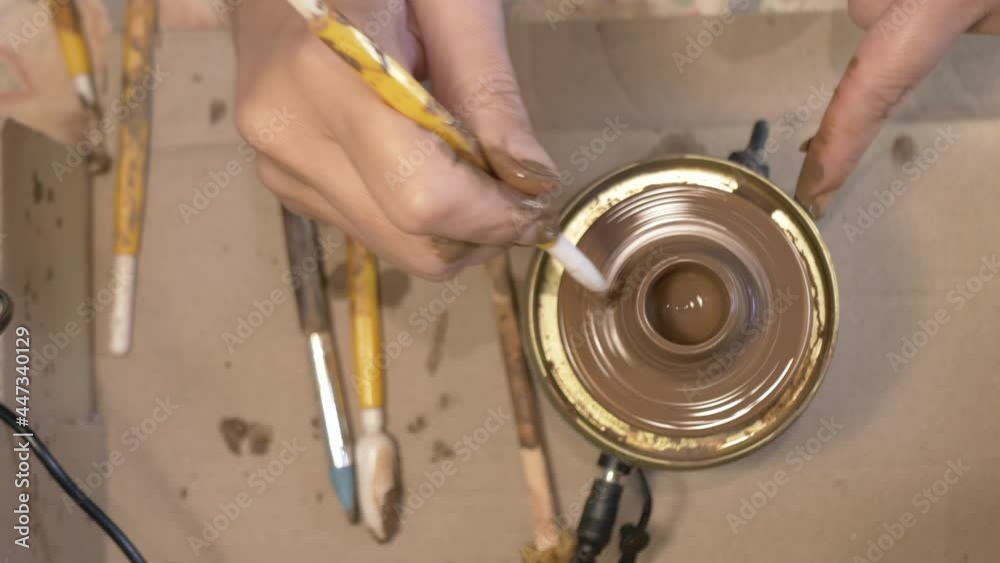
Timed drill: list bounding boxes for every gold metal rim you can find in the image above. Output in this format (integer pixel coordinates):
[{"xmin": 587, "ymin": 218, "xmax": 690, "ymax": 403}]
[{"xmin": 523, "ymin": 156, "xmax": 840, "ymax": 469}]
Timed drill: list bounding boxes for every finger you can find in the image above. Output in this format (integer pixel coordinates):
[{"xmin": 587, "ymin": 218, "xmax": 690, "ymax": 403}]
[
  {"xmin": 279, "ymin": 4, "xmax": 546, "ymax": 245},
  {"xmin": 795, "ymin": 0, "xmax": 989, "ymax": 216},
  {"xmin": 326, "ymin": 88, "xmax": 543, "ymax": 247},
  {"xmin": 256, "ymin": 153, "xmax": 484, "ymax": 279},
  {"xmin": 409, "ymin": 0, "xmax": 559, "ymax": 196},
  {"xmin": 256, "ymin": 155, "xmax": 355, "ymax": 226},
  {"xmin": 848, "ymin": 0, "xmax": 1000, "ymax": 34}
]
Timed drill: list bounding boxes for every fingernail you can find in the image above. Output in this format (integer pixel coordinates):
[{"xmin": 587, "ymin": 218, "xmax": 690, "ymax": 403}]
[
  {"xmin": 795, "ymin": 191, "xmax": 834, "ymax": 220},
  {"xmin": 485, "ymin": 144, "xmax": 561, "ymax": 196},
  {"xmin": 430, "ymin": 236, "xmax": 476, "ymax": 264},
  {"xmin": 509, "ymin": 190, "xmax": 560, "ymax": 246}
]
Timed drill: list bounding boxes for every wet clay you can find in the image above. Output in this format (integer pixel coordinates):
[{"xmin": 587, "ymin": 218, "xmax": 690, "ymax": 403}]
[
  {"xmin": 646, "ymin": 262, "xmax": 729, "ymax": 346},
  {"xmin": 558, "ymin": 182, "xmax": 812, "ymax": 438}
]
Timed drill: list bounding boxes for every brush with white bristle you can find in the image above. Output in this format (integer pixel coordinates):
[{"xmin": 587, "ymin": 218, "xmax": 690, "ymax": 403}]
[
  {"xmin": 50, "ymin": 0, "xmax": 111, "ymax": 174},
  {"xmin": 347, "ymin": 238, "xmax": 401, "ymax": 542},
  {"xmin": 109, "ymin": 0, "xmax": 156, "ymax": 356}
]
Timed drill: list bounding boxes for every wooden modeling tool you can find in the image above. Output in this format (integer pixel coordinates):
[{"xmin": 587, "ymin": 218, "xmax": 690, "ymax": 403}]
[
  {"xmin": 488, "ymin": 256, "xmax": 575, "ymax": 563},
  {"xmin": 281, "ymin": 207, "xmax": 357, "ymax": 521},
  {"xmin": 109, "ymin": 0, "xmax": 155, "ymax": 356},
  {"xmin": 282, "ymin": 0, "xmax": 609, "ymax": 294},
  {"xmin": 346, "ymin": 237, "xmax": 401, "ymax": 541}
]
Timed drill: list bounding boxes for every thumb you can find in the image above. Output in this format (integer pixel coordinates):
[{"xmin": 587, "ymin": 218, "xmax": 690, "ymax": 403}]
[{"xmin": 410, "ymin": 0, "xmax": 558, "ymax": 196}]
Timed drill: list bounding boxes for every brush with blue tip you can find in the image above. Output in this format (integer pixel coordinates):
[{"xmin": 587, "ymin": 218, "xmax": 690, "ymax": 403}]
[{"xmin": 281, "ymin": 206, "xmax": 357, "ymax": 522}]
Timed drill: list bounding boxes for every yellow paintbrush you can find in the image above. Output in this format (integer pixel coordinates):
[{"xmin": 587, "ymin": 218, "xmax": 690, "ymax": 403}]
[
  {"xmin": 50, "ymin": 0, "xmax": 111, "ymax": 174},
  {"xmin": 346, "ymin": 237, "xmax": 401, "ymax": 541},
  {"xmin": 109, "ymin": 0, "xmax": 156, "ymax": 356},
  {"xmin": 283, "ymin": 0, "xmax": 608, "ymax": 294}
]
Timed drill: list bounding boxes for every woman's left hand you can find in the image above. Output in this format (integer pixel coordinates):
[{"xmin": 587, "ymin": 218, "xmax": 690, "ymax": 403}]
[{"xmin": 795, "ymin": 0, "xmax": 1000, "ymax": 217}]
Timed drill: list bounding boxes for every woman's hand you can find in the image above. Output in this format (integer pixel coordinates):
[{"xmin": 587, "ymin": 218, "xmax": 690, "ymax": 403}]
[
  {"xmin": 233, "ymin": 0, "xmax": 558, "ymax": 279},
  {"xmin": 795, "ymin": 0, "xmax": 999, "ymax": 217}
]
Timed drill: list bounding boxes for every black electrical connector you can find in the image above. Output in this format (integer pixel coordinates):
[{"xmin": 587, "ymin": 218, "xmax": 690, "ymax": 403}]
[
  {"xmin": 728, "ymin": 120, "xmax": 772, "ymax": 178},
  {"xmin": 573, "ymin": 454, "xmax": 653, "ymax": 563}
]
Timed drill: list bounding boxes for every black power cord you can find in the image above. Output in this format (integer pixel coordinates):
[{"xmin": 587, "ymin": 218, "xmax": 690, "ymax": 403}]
[
  {"xmin": 573, "ymin": 454, "xmax": 653, "ymax": 563},
  {"xmin": 0, "ymin": 288, "xmax": 147, "ymax": 563},
  {"xmin": 618, "ymin": 467, "xmax": 652, "ymax": 563}
]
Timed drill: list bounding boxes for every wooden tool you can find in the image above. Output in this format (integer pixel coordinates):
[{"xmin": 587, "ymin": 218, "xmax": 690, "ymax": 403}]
[
  {"xmin": 488, "ymin": 255, "xmax": 575, "ymax": 563},
  {"xmin": 281, "ymin": 207, "xmax": 357, "ymax": 522},
  {"xmin": 346, "ymin": 237, "xmax": 401, "ymax": 541},
  {"xmin": 108, "ymin": 0, "xmax": 155, "ymax": 356}
]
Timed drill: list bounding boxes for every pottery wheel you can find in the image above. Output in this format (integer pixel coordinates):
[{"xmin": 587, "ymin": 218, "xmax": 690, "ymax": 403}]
[{"xmin": 525, "ymin": 157, "xmax": 838, "ymax": 468}]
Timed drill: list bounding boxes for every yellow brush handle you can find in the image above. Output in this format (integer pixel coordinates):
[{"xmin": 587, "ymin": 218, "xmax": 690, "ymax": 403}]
[
  {"xmin": 346, "ymin": 238, "xmax": 383, "ymax": 409},
  {"xmin": 113, "ymin": 0, "xmax": 156, "ymax": 257},
  {"xmin": 300, "ymin": 7, "xmax": 488, "ymax": 171},
  {"xmin": 51, "ymin": 0, "xmax": 91, "ymax": 76}
]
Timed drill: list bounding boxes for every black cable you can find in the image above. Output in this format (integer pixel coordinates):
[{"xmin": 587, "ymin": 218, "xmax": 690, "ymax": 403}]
[
  {"xmin": 618, "ymin": 467, "xmax": 652, "ymax": 563},
  {"xmin": 0, "ymin": 287, "xmax": 12, "ymax": 335},
  {"xmin": 0, "ymin": 289, "xmax": 147, "ymax": 563}
]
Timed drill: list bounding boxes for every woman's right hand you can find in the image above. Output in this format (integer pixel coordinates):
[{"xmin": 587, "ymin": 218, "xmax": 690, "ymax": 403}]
[{"xmin": 233, "ymin": 0, "xmax": 559, "ymax": 279}]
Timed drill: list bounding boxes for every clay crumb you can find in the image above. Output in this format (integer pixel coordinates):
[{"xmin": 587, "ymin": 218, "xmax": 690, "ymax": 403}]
[
  {"xmin": 425, "ymin": 311, "xmax": 449, "ymax": 375},
  {"xmin": 315, "ymin": 491, "xmax": 323, "ymax": 503},
  {"xmin": 892, "ymin": 134, "xmax": 917, "ymax": 165},
  {"xmin": 192, "ymin": 73, "xmax": 203, "ymax": 83},
  {"xmin": 406, "ymin": 416, "xmax": 427, "ymax": 434},
  {"xmin": 179, "ymin": 487, "xmax": 188, "ymax": 500},
  {"xmin": 247, "ymin": 423, "xmax": 273, "ymax": 455},
  {"xmin": 219, "ymin": 418, "xmax": 272, "ymax": 456},
  {"xmin": 430, "ymin": 440, "xmax": 455, "ymax": 463},
  {"xmin": 219, "ymin": 417, "xmax": 249, "ymax": 455},
  {"xmin": 209, "ymin": 99, "xmax": 228, "ymax": 125},
  {"xmin": 437, "ymin": 393, "xmax": 453, "ymax": 411},
  {"xmin": 32, "ymin": 173, "xmax": 43, "ymax": 204},
  {"xmin": 223, "ymin": 361, "xmax": 232, "ymax": 369}
]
